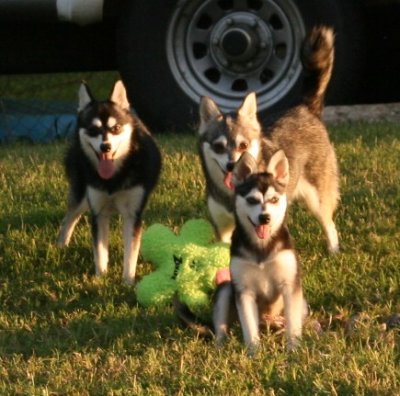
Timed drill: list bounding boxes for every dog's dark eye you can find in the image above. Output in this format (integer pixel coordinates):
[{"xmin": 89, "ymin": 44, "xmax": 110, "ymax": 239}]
[
  {"xmin": 110, "ymin": 124, "xmax": 122, "ymax": 134},
  {"xmin": 86, "ymin": 127, "xmax": 101, "ymax": 137},
  {"xmin": 238, "ymin": 142, "xmax": 248, "ymax": 151},
  {"xmin": 269, "ymin": 197, "xmax": 279, "ymax": 204},
  {"xmin": 212, "ymin": 142, "xmax": 226, "ymax": 154},
  {"xmin": 246, "ymin": 197, "xmax": 260, "ymax": 205}
]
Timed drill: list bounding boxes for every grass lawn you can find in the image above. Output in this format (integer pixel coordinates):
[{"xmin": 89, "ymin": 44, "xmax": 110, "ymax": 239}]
[{"xmin": 0, "ymin": 121, "xmax": 399, "ymax": 395}]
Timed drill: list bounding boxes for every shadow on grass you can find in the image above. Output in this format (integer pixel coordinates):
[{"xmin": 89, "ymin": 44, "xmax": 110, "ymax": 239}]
[
  {"xmin": 0, "ymin": 195, "xmax": 207, "ymax": 239},
  {"xmin": 0, "ymin": 208, "xmax": 65, "ymax": 233},
  {"xmin": 0, "ymin": 235, "xmax": 201, "ymax": 359},
  {"xmin": 0, "ymin": 307, "xmax": 184, "ymax": 358}
]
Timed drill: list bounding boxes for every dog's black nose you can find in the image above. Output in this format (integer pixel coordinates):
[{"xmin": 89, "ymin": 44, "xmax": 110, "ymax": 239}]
[
  {"xmin": 259, "ymin": 213, "xmax": 270, "ymax": 225},
  {"xmin": 226, "ymin": 161, "xmax": 235, "ymax": 172},
  {"xmin": 100, "ymin": 142, "xmax": 112, "ymax": 153}
]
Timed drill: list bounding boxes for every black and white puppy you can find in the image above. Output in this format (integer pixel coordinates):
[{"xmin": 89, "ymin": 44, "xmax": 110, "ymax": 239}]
[{"xmin": 213, "ymin": 151, "xmax": 306, "ymax": 352}]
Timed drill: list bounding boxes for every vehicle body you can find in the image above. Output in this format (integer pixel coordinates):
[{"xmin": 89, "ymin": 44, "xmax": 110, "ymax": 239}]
[{"xmin": 1, "ymin": 0, "xmax": 399, "ymax": 131}]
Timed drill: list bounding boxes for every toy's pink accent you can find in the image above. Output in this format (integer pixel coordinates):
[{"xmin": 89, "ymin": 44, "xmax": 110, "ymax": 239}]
[{"xmin": 215, "ymin": 268, "xmax": 231, "ymax": 285}]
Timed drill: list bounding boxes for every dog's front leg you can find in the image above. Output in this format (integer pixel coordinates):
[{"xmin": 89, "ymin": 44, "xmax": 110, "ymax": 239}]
[
  {"xmin": 122, "ymin": 216, "xmax": 142, "ymax": 284},
  {"xmin": 273, "ymin": 249, "xmax": 303, "ymax": 350},
  {"xmin": 91, "ymin": 212, "xmax": 110, "ymax": 277},
  {"xmin": 235, "ymin": 290, "xmax": 260, "ymax": 353},
  {"xmin": 282, "ymin": 284, "xmax": 304, "ymax": 351},
  {"xmin": 87, "ymin": 187, "xmax": 110, "ymax": 277},
  {"xmin": 115, "ymin": 186, "xmax": 145, "ymax": 284}
]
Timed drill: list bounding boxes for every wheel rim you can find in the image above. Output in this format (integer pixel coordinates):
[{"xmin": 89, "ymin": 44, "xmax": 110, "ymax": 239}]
[{"xmin": 167, "ymin": 0, "xmax": 305, "ymax": 112}]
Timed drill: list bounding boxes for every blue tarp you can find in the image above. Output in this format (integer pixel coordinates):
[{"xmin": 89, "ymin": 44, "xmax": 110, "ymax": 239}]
[{"xmin": 0, "ymin": 99, "xmax": 77, "ymax": 143}]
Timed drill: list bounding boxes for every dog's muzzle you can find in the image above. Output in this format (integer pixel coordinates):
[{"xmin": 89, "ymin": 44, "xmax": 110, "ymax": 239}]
[
  {"xmin": 226, "ymin": 161, "xmax": 235, "ymax": 172},
  {"xmin": 258, "ymin": 213, "xmax": 270, "ymax": 225},
  {"xmin": 100, "ymin": 142, "xmax": 112, "ymax": 153}
]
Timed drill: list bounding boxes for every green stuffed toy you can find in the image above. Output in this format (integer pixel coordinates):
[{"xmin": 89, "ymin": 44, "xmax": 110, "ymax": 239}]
[{"xmin": 136, "ymin": 219, "xmax": 230, "ymax": 320}]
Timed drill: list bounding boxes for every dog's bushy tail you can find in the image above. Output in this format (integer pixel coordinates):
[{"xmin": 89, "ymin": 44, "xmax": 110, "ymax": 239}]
[{"xmin": 301, "ymin": 26, "xmax": 334, "ymax": 118}]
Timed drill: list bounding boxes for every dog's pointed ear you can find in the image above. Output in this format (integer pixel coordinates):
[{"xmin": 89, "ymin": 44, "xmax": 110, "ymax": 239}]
[
  {"xmin": 267, "ymin": 150, "xmax": 289, "ymax": 186},
  {"xmin": 78, "ymin": 82, "xmax": 94, "ymax": 111},
  {"xmin": 238, "ymin": 92, "xmax": 257, "ymax": 120},
  {"xmin": 199, "ymin": 96, "xmax": 222, "ymax": 135},
  {"xmin": 110, "ymin": 80, "xmax": 131, "ymax": 110},
  {"xmin": 233, "ymin": 152, "xmax": 258, "ymax": 186}
]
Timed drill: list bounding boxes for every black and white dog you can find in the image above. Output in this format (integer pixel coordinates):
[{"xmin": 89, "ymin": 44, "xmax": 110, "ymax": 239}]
[
  {"xmin": 58, "ymin": 80, "xmax": 161, "ymax": 284},
  {"xmin": 213, "ymin": 151, "xmax": 306, "ymax": 352}
]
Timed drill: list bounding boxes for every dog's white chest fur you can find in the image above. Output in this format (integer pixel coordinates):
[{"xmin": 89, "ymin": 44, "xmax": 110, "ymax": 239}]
[
  {"xmin": 87, "ymin": 185, "xmax": 144, "ymax": 217},
  {"xmin": 230, "ymin": 249, "xmax": 298, "ymax": 299},
  {"xmin": 207, "ymin": 196, "xmax": 234, "ymax": 243}
]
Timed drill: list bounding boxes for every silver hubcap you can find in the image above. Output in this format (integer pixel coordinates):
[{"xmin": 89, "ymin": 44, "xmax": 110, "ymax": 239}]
[
  {"xmin": 211, "ymin": 12, "xmax": 273, "ymax": 72},
  {"xmin": 167, "ymin": 0, "xmax": 305, "ymax": 112}
]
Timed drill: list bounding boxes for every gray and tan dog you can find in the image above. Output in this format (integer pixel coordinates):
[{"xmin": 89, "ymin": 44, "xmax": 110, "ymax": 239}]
[{"xmin": 198, "ymin": 26, "xmax": 339, "ymax": 253}]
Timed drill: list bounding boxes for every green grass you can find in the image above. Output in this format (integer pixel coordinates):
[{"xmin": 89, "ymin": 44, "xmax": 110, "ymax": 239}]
[{"xmin": 0, "ymin": 122, "xmax": 399, "ymax": 395}]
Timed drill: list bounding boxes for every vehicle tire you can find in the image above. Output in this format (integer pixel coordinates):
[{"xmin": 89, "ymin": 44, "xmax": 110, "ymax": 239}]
[{"xmin": 116, "ymin": 0, "xmax": 365, "ymax": 131}]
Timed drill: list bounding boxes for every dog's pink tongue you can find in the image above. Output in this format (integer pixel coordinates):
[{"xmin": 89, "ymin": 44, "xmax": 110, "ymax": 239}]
[
  {"xmin": 98, "ymin": 152, "xmax": 115, "ymax": 180},
  {"xmin": 224, "ymin": 172, "xmax": 234, "ymax": 190},
  {"xmin": 255, "ymin": 224, "xmax": 268, "ymax": 239}
]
